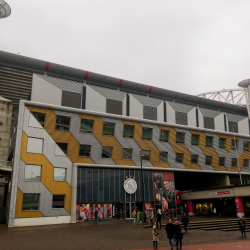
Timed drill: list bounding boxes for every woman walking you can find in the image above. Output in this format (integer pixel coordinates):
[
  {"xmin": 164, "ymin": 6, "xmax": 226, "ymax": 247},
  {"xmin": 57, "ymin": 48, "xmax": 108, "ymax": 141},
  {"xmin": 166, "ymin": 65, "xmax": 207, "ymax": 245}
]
[
  {"xmin": 152, "ymin": 223, "xmax": 159, "ymax": 249},
  {"xmin": 174, "ymin": 221, "xmax": 183, "ymax": 250},
  {"xmin": 238, "ymin": 217, "xmax": 247, "ymax": 237}
]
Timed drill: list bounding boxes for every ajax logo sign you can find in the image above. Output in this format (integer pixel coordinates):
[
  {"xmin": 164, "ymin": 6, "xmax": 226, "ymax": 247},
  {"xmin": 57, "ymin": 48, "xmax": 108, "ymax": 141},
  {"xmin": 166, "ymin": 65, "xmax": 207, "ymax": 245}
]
[{"xmin": 124, "ymin": 178, "xmax": 137, "ymax": 194}]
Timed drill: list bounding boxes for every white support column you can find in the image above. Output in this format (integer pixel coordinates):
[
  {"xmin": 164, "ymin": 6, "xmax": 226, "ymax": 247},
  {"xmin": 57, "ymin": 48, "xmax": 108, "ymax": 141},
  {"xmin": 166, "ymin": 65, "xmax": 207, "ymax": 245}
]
[{"xmin": 71, "ymin": 163, "xmax": 77, "ymax": 223}]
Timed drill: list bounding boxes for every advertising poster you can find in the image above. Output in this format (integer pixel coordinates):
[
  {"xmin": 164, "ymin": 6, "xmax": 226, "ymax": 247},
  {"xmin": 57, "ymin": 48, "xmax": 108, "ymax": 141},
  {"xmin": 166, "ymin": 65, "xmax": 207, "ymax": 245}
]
[{"xmin": 153, "ymin": 172, "xmax": 176, "ymax": 214}]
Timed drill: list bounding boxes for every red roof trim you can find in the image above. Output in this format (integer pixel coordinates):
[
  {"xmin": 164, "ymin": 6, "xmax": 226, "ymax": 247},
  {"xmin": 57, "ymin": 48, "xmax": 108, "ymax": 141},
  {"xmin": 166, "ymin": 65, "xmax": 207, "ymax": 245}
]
[
  {"xmin": 174, "ymin": 92, "xmax": 179, "ymax": 99},
  {"xmin": 148, "ymin": 86, "xmax": 153, "ymax": 94},
  {"xmin": 45, "ymin": 62, "xmax": 49, "ymax": 71},
  {"xmin": 84, "ymin": 71, "xmax": 89, "ymax": 80},
  {"xmin": 119, "ymin": 79, "xmax": 123, "ymax": 87}
]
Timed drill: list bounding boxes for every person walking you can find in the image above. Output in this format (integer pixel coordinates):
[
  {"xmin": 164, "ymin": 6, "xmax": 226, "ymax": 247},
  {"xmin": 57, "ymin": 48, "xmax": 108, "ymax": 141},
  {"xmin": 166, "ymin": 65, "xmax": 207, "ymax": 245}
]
[
  {"xmin": 166, "ymin": 219, "xmax": 175, "ymax": 250},
  {"xmin": 143, "ymin": 210, "xmax": 147, "ymax": 225},
  {"xmin": 149, "ymin": 209, "xmax": 154, "ymax": 226},
  {"xmin": 238, "ymin": 217, "xmax": 247, "ymax": 237},
  {"xmin": 182, "ymin": 212, "xmax": 189, "ymax": 233},
  {"xmin": 156, "ymin": 210, "xmax": 162, "ymax": 229},
  {"xmin": 132, "ymin": 210, "xmax": 137, "ymax": 225},
  {"xmin": 95, "ymin": 209, "xmax": 98, "ymax": 221},
  {"xmin": 174, "ymin": 221, "xmax": 183, "ymax": 250},
  {"xmin": 152, "ymin": 222, "xmax": 159, "ymax": 249}
]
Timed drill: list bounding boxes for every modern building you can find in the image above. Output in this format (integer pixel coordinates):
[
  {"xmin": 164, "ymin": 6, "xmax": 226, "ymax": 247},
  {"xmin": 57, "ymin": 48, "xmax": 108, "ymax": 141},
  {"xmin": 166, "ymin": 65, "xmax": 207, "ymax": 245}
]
[{"xmin": 0, "ymin": 50, "xmax": 250, "ymax": 227}]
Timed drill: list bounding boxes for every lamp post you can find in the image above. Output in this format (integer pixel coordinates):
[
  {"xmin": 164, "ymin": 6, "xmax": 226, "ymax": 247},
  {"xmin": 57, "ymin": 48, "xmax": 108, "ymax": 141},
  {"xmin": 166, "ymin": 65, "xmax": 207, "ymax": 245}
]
[
  {"xmin": 139, "ymin": 151, "xmax": 145, "ymax": 210},
  {"xmin": 232, "ymin": 125, "xmax": 242, "ymax": 185}
]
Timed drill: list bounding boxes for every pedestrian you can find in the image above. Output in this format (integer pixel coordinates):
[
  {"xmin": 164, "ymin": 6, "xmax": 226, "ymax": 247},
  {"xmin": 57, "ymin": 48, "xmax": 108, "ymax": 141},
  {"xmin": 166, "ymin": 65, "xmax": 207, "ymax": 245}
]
[
  {"xmin": 132, "ymin": 210, "xmax": 137, "ymax": 225},
  {"xmin": 139, "ymin": 211, "xmax": 143, "ymax": 223},
  {"xmin": 149, "ymin": 209, "xmax": 154, "ymax": 226},
  {"xmin": 174, "ymin": 221, "xmax": 183, "ymax": 250},
  {"xmin": 143, "ymin": 210, "xmax": 147, "ymax": 225},
  {"xmin": 156, "ymin": 210, "xmax": 162, "ymax": 229},
  {"xmin": 238, "ymin": 217, "xmax": 247, "ymax": 237},
  {"xmin": 166, "ymin": 219, "xmax": 175, "ymax": 250},
  {"xmin": 95, "ymin": 209, "xmax": 98, "ymax": 221},
  {"xmin": 152, "ymin": 222, "xmax": 159, "ymax": 249},
  {"xmin": 182, "ymin": 212, "xmax": 189, "ymax": 233}
]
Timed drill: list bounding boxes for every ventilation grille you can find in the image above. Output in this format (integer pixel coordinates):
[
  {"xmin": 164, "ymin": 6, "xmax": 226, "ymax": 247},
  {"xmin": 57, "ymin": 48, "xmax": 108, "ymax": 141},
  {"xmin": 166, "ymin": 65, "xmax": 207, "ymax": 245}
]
[
  {"xmin": 143, "ymin": 106, "xmax": 157, "ymax": 121},
  {"xmin": 175, "ymin": 111, "xmax": 187, "ymax": 125},
  {"xmin": 204, "ymin": 116, "xmax": 215, "ymax": 130},
  {"xmin": 228, "ymin": 121, "xmax": 238, "ymax": 133}
]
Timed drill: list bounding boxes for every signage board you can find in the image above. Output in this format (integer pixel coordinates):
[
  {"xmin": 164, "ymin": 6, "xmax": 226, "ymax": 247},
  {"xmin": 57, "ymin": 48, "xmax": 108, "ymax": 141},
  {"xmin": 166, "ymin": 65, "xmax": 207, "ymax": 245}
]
[{"xmin": 124, "ymin": 178, "xmax": 137, "ymax": 194}]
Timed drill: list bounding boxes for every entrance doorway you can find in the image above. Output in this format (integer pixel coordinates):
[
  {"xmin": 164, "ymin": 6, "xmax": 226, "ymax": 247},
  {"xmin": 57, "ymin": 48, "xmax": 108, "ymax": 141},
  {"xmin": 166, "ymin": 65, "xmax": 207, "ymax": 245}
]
[{"xmin": 125, "ymin": 202, "xmax": 135, "ymax": 219}]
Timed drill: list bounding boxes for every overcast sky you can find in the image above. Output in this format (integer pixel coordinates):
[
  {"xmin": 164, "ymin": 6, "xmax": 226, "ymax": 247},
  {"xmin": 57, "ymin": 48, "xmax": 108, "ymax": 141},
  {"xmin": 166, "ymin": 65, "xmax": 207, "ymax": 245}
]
[{"xmin": 1, "ymin": 0, "xmax": 250, "ymax": 96}]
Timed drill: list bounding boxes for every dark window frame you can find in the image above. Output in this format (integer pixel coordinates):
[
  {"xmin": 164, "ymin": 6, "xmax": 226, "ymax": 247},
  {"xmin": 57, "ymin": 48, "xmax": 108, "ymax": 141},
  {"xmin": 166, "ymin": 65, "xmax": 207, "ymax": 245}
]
[
  {"xmin": 123, "ymin": 124, "xmax": 135, "ymax": 138},
  {"xmin": 191, "ymin": 154, "xmax": 199, "ymax": 164},
  {"xmin": 57, "ymin": 143, "xmax": 68, "ymax": 155},
  {"xmin": 55, "ymin": 115, "xmax": 71, "ymax": 131},
  {"xmin": 231, "ymin": 139, "xmax": 239, "ymax": 149},
  {"xmin": 52, "ymin": 195, "xmax": 65, "ymax": 209},
  {"xmin": 219, "ymin": 138, "xmax": 226, "ymax": 148},
  {"xmin": 31, "ymin": 112, "xmax": 46, "ymax": 127},
  {"xmin": 159, "ymin": 129, "xmax": 169, "ymax": 142},
  {"xmin": 159, "ymin": 151, "xmax": 168, "ymax": 162},
  {"xmin": 122, "ymin": 148, "xmax": 133, "ymax": 160},
  {"xmin": 205, "ymin": 136, "xmax": 213, "ymax": 147},
  {"xmin": 141, "ymin": 150, "xmax": 150, "ymax": 161},
  {"xmin": 243, "ymin": 141, "xmax": 249, "ymax": 152},
  {"xmin": 80, "ymin": 119, "xmax": 94, "ymax": 134},
  {"xmin": 176, "ymin": 153, "xmax": 184, "ymax": 163},
  {"xmin": 103, "ymin": 122, "xmax": 115, "ymax": 136},
  {"xmin": 191, "ymin": 134, "xmax": 200, "ymax": 145},
  {"xmin": 102, "ymin": 146, "xmax": 113, "ymax": 158},
  {"xmin": 22, "ymin": 193, "xmax": 40, "ymax": 211},
  {"xmin": 205, "ymin": 155, "xmax": 213, "ymax": 165},
  {"xmin": 231, "ymin": 158, "xmax": 237, "ymax": 167},
  {"xmin": 176, "ymin": 132, "xmax": 185, "ymax": 144},
  {"xmin": 244, "ymin": 159, "xmax": 250, "ymax": 168},
  {"xmin": 219, "ymin": 157, "xmax": 225, "ymax": 166},
  {"xmin": 142, "ymin": 127, "xmax": 153, "ymax": 140},
  {"xmin": 79, "ymin": 144, "xmax": 91, "ymax": 157}
]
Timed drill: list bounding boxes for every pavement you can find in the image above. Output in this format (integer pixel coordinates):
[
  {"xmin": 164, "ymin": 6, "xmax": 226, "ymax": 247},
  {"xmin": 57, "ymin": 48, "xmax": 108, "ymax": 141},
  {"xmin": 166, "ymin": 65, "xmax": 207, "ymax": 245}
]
[{"xmin": 0, "ymin": 217, "xmax": 249, "ymax": 250}]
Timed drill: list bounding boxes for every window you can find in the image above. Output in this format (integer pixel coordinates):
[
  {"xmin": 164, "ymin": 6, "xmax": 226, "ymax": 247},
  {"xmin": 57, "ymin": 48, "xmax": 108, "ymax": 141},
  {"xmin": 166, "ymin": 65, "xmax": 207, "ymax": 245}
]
[
  {"xmin": 232, "ymin": 139, "xmax": 238, "ymax": 149},
  {"xmin": 25, "ymin": 165, "xmax": 41, "ymax": 181},
  {"xmin": 175, "ymin": 111, "xmax": 187, "ymax": 125},
  {"xmin": 231, "ymin": 158, "xmax": 237, "ymax": 167},
  {"xmin": 142, "ymin": 127, "xmax": 153, "ymax": 140},
  {"xmin": 57, "ymin": 143, "xmax": 68, "ymax": 154},
  {"xmin": 55, "ymin": 115, "xmax": 71, "ymax": 131},
  {"xmin": 103, "ymin": 122, "xmax": 115, "ymax": 136},
  {"xmin": 244, "ymin": 159, "xmax": 249, "ymax": 168},
  {"xmin": 52, "ymin": 195, "xmax": 65, "ymax": 208},
  {"xmin": 31, "ymin": 112, "xmax": 46, "ymax": 127},
  {"xmin": 205, "ymin": 136, "xmax": 213, "ymax": 147},
  {"xmin": 122, "ymin": 148, "xmax": 133, "ymax": 160},
  {"xmin": 54, "ymin": 168, "xmax": 66, "ymax": 181},
  {"xmin": 22, "ymin": 194, "xmax": 40, "ymax": 211},
  {"xmin": 143, "ymin": 106, "xmax": 157, "ymax": 121},
  {"xmin": 80, "ymin": 119, "xmax": 94, "ymax": 133},
  {"xmin": 159, "ymin": 152, "xmax": 168, "ymax": 162},
  {"xmin": 191, "ymin": 155, "xmax": 198, "ymax": 164},
  {"xmin": 27, "ymin": 137, "xmax": 43, "ymax": 154},
  {"xmin": 160, "ymin": 130, "xmax": 169, "ymax": 142},
  {"xmin": 219, "ymin": 157, "xmax": 225, "ymax": 166},
  {"xmin": 106, "ymin": 99, "xmax": 122, "ymax": 115},
  {"xmin": 219, "ymin": 138, "xmax": 226, "ymax": 148},
  {"xmin": 141, "ymin": 150, "xmax": 150, "ymax": 161},
  {"xmin": 243, "ymin": 141, "xmax": 249, "ymax": 151},
  {"xmin": 228, "ymin": 121, "xmax": 238, "ymax": 133},
  {"xmin": 191, "ymin": 134, "xmax": 199, "ymax": 145},
  {"xmin": 123, "ymin": 125, "xmax": 134, "ymax": 138},
  {"xmin": 79, "ymin": 145, "xmax": 91, "ymax": 157},
  {"xmin": 176, "ymin": 132, "xmax": 185, "ymax": 143},
  {"xmin": 176, "ymin": 153, "xmax": 183, "ymax": 163},
  {"xmin": 205, "ymin": 156, "xmax": 212, "ymax": 165},
  {"xmin": 102, "ymin": 146, "xmax": 113, "ymax": 158},
  {"xmin": 204, "ymin": 117, "xmax": 215, "ymax": 130}
]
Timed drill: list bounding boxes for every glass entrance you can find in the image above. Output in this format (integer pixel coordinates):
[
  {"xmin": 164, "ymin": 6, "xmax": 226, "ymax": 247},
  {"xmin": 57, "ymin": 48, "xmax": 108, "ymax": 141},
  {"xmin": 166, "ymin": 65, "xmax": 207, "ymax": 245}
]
[{"xmin": 125, "ymin": 202, "xmax": 135, "ymax": 219}]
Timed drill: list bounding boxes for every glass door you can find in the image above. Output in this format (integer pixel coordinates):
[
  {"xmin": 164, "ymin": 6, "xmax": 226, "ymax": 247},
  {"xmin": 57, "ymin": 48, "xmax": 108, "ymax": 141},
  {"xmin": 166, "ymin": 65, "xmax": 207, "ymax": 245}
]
[{"xmin": 125, "ymin": 202, "xmax": 135, "ymax": 219}]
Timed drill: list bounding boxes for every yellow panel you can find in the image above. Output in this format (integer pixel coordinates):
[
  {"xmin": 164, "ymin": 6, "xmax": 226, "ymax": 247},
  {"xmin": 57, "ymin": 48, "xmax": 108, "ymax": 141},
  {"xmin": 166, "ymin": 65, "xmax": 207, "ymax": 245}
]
[
  {"xmin": 230, "ymin": 146, "xmax": 250, "ymax": 172},
  {"xmin": 15, "ymin": 188, "xmax": 44, "ymax": 218},
  {"xmin": 20, "ymin": 132, "xmax": 71, "ymax": 215},
  {"xmin": 122, "ymin": 121, "xmax": 170, "ymax": 168}
]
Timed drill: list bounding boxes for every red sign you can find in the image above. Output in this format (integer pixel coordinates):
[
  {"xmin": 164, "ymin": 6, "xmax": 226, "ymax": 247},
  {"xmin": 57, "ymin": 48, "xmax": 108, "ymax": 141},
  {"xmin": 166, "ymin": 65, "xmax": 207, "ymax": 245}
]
[{"xmin": 217, "ymin": 191, "xmax": 230, "ymax": 195}]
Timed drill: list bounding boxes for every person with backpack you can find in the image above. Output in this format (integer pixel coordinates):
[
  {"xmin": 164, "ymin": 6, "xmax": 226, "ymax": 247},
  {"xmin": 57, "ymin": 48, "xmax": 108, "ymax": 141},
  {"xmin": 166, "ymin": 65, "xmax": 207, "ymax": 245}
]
[
  {"xmin": 166, "ymin": 219, "xmax": 175, "ymax": 250},
  {"xmin": 182, "ymin": 212, "xmax": 189, "ymax": 233},
  {"xmin": 238, "ymin": 217, "xmax": 247, "ymax": 237},
  {"xmin": 175, "ymin": 221, "xmax": 183, "ymax": 250}
]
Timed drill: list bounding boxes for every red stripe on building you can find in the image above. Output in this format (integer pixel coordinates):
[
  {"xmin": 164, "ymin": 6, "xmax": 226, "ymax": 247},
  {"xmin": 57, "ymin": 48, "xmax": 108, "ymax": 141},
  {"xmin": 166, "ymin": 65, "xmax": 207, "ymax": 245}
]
[
  {"xmin": 174, "ymin": 92, "xmax": 179, "ymax": 99},
  {"xmin": 84, "ymin": 71, "xmax": 89, "ymax": 80},
  {"xmin": 220, "ymin": 102, "xmax": 224, "ymax": 108},
  {"xmin": 148, "ymin": 86, "xmax": 153, "ymax": 94},
  {"xmin": 198, "ymin": 97, "xmax": 202, "ymax": 104},
  {"xmin": 45, "ymin": 62, "xmax": 49, "ymax": 71},
  {"xmin": 118, "ymin": 79, "xmax": 123, "ymax": 87},
  {"xmin": 242, "ymin": 107, "xmax": 245, "ymax": 112}
]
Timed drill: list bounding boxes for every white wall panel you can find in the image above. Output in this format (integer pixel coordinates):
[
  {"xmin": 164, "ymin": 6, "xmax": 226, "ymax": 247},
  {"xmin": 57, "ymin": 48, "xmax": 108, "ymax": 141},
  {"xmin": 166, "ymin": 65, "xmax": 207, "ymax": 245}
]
[
  {"xmin": 238, "ymin": 119, "xmax": 249, "ymax": 135},
  {"xmin": 198, "ymin": 109, "xmax": 204, "ymax": 128},
  {"xmin": 122, "ymin": 95, "xmax": 127, "ymax": 116},
  {"xmin": 31, "ymin": 74, "xmax": 62, "ymax": 105},
  {"xmin": 166, "ymin": 101, "xmax": 175, "ymax": 124},
  {"xmin": 215, "ymin": 113, "xmax": 225, "ymax": 131},
  {"xmin": 85, "ymin": 85, "xmax": 106, "ymax": 113},
  {"xmin": 157, "ymin": 102, "xmax": 164, "ymax": 122},
  {"xmin": 27, "ymin": 137, "xmax": 43, "ymax": 154},
  {"xmin": 55, "ymin": 144, "xmax": 66, "ymax": 156},
  {"xmin": 129, "ymin": 94, "xmax": 143, "ymax": 119},
  {"xmin": 187, "ymin": 108, "xmax": 196, "ymax": 128}
]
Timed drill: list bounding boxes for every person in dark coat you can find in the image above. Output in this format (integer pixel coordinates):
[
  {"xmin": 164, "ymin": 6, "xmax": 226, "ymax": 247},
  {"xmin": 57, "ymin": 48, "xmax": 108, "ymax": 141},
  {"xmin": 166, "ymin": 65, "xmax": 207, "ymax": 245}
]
[
  {"xmin": 143, "ymin": 210, "xmax": 147, "ymax": 225},
  {"xmin": 182, "ymin": 212, "xmax": 189, "ymax": 233},
  {"xmin": 166, "ymin": 219, "xmax": 175, "ymax": 250},
  {"xmin": 175, "ymin": 221, "xmax": 183, "ymax": 250},
  {"xmin": 95, "ymin": 209, "xmax": 98, "ymax": 221},
  {"xmin": 238, "ymin": 217, "xmax": 247, "ymax": 237},
  {"xmin": 156, "ymin": 211, "xmax": 162, "ymax": 229}
]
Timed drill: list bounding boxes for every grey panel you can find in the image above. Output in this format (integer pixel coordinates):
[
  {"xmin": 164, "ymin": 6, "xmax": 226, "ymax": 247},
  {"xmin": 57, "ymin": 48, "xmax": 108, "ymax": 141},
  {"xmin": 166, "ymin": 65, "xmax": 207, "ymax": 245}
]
[
  {"xmin": 199, "ymin": 107, "xmax": 221, "ymax": 118},
  {"xmin": 143, "ymin": 106, "xmax": 157, "ymax": 121},
  {"xmin": 204, "ymin": 117, "xmax": 215, "ymax": 130},
  {"xmin": 168, "ymin": 101, "xmax": 195, "ymax": 113},
  {"xmin": 175, "ymin": 111, "xmax": 187, "ymax": 125},
  {"xmin": 131, "ymin": 93, "xmax": 162, "ymax": 107},
  {"xmin": 226, "ymin": 113, "xmax": 246, "ymax": 122},
  {"xmin": 106, "ymin": 99, "xmax": 122, "ymax": 115},
  {"xmin": 17, "ymin": 160, "xmax": 69, "ymax": 216},
  {"xmin": 228, "ymin": 121, "xmax": 238, "ymax": 133},
  {"xmin": 61, "ymin": 90, "xmax": 81, "ymax": 109}
]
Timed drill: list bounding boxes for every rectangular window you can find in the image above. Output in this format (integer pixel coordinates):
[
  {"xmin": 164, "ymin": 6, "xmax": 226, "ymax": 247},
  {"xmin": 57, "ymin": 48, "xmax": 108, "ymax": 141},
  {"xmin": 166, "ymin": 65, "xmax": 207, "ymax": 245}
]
[
  {"xmin": 175, "ymin": 111, "xmax": 187, "ymax": 125},
  {"xmin": 159, "ymin": 130, "xmax": 169, "ymax": 142},
  {"xmin": 79, "ymin": 145, "xmax": 91, "ymax": 157},
  {"xmin": 123, "ymin": 125, "xmax": 134, "ymax": 138},
  {"xmin": 232, "ymin": 139, "xmax": 238, "ymax": 149},
  {"xmin": 205, "ymin": 136, "xmax": 213, "ymax": 147},
  {"xmin": 191, "ymin": 155, "xmax": 198, "ymax": 164},
  {"xmin": 142, "ymin": 150, "xmax": 150, "ymax": 161},
  {"xmin": 231, "ymin": 158, "xmax": 237, "ymax": 167},
  {"xmin": 244, "ymin": 159, "xmax": 249, "ymax": 168},
  {"xmin": 159, "ymin": 152, "xmax": 168, "ymax": 162},
  {"xmin": 57, "ymin": 143, "xmax": 68, "ymax": 154},
  {"xmin": 219, "ymin": 138, "xmax": 226, "ymax": 148},
  {"xmin": 106, "ymin": 99, "xmax": 122, "ymax": 115},
  {"xmin": 142, "ymin": 127, "xmax": 153, "ymax": 140},
  {"xmin": 102, "ymin": 146, "xmax": 113, "ymax": 158},
  {"xmin": 80, "ymin": 119, "xmax": 94, "ymax": 133},
  {"xmin": 176, "ymin": 153, "xmax": 183, "ymax": 163},
  {"xmin": 205, "ymin": 156, "xmax": 212, "ymax": 165},
  {"xmin": 204, "ymin": 117, "xmax": 215, "ymax": 130},
  {"xmin": 122, "ymin": 148, "xmax": 133, "ymax": 160},
  {"xmin": 22, "ymin": 194, "xmax": 40, "ymax": 211},
  {"xmin": 176, "ymin": 132, "xmax": 185, "ymax": 143},
  {"xmin": 55, "ymin": 115, "xmax": 71, "ymax": 131},
  {"xmin": 191, "ymin": 134, "xmax": 199, "ymax": 145},
  {"xmin": 228, "ymin": 121, "xmax": 238, "ymax": 133},
  {"xmin": 52, "ymin": 195, "xmax": 65, "ymax": 208},
  {"xmin": 103, "ymin": 122, "xmax": 115, "ymax": 136},
  {"xmin": 243, "ymin": 141, "xmax": 249, "ymax": 151},
  {"xmin": 54, "ymin": 168, "xmax": 66, "ymax": 181},
  {"xmin": 24, "ymin": 165, "xmax": 41, "ymax": 181},
  {"xmin": 219, "ymin": 157, "xmax": 225, "ymax": 166},
  {"xmin": 31, "ymin": 112, "xmax": 46, "ymax": 127}
]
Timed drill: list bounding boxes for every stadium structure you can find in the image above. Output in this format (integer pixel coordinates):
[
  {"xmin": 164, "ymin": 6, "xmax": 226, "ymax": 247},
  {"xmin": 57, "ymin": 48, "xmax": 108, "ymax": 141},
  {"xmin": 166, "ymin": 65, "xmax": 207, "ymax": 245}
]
[
  {"xmin": 0, "ymin": 50, "xmax": 250, "ymax": 227},
  {"xmin": 0, "ymin": 0, "xmax": 11, "ymax": 19}
]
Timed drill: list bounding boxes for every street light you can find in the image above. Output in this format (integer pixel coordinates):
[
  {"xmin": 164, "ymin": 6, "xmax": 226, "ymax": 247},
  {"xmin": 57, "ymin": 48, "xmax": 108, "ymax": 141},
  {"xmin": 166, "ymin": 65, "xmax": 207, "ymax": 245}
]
[
  {"xmin": 139, "ymin": 151, "xmax": 145, "ymax": 210},
  {"xmin": 232, "ymin": 125, "xmax": 242, "ymax": 185}
]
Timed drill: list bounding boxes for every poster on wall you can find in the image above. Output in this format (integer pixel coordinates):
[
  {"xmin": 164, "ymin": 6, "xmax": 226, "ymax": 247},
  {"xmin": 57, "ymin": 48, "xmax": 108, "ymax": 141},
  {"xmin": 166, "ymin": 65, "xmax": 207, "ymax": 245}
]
[{"xmin": 153, "ymin": 172, "xmax": 176, "ymax": 213}]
